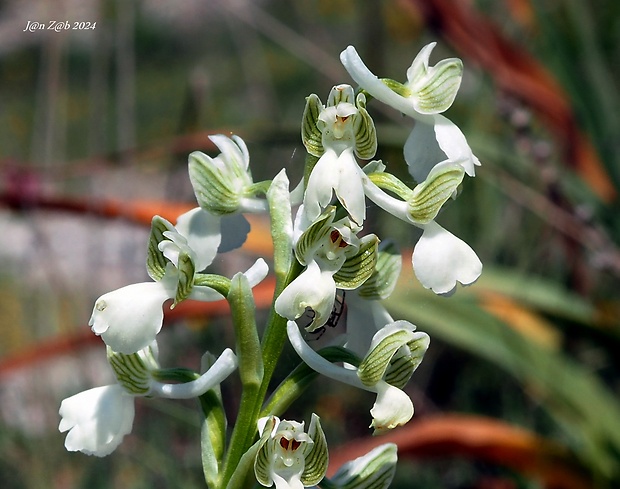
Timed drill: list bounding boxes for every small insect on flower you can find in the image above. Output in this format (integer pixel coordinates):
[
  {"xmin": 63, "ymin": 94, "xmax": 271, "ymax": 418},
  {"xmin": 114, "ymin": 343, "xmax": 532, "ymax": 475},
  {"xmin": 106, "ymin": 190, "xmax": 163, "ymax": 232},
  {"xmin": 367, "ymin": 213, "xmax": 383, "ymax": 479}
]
[{"xmin": 297, "ymin": 290, "xmax": 347, "ymax": 340}]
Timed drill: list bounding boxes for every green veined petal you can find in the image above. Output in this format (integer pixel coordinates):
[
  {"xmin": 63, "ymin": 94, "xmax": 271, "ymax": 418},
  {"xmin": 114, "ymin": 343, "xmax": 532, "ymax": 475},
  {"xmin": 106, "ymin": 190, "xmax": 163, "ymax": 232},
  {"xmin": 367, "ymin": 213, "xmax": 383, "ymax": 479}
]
[
  {"xmin": 302, "ymin": 94, "xmax": 325, "ymax": 157},
  {"xmin": 147, "ymin": 216, "xmax": 176, "ymax": 281},
  {"xmin": 334, "ymin": 235, "xmax": 379, "ymax": 289},
  {"xmin": 301, "ymin": 414, "xmax": 329, "ymax": 486},
  {"xmin": 408, "ymin": 162, "xmax": 464, "ymax": 223},
  {"xmin": 353, "ymin": 92, "xmax": 377, "ymax": 160}
]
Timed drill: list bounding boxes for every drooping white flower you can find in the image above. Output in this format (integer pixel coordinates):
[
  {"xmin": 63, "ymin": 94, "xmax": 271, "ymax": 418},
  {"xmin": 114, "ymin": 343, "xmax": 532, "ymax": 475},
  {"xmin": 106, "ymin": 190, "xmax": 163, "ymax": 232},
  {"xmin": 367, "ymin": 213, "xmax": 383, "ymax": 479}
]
[
  {"xmin": 90, "ymin": 209, "xmax": 269, "ymax": 354},
  {"xmin": 59, "ymin": 384, "xmax": 135, "ymax": 457},
  {"xmin": 362, "ymin": 161, "xmax": 481, "ymax": 294},
  {"xmin": 412, "ymin": 220, "xmax": 482, "ymax": 295},
  {"xmin": 286, "ymin": 320, "xmax": 428, "ymax": 434},
  {"xmin": 59, "ymin": 343, "xmax": 238, "ymax": 457},
  {"xmin": 254, "ymin": 414, "xmax": 328, "ymax": 489},
  {"xmin": 340, "ymin": 43, "xmax": 480, "ymax": 182},
  {"xmin": 302, "ymin": 84, "xmax": 377, "ymax": 226}
]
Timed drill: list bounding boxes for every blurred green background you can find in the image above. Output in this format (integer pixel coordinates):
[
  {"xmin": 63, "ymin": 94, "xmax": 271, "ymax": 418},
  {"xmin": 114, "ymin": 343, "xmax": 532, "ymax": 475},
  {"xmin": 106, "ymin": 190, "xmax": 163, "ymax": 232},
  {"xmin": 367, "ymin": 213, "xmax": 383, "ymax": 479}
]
[{"xmin": 1, "ymin": 0, "xmax": 619, "ymax": 487}]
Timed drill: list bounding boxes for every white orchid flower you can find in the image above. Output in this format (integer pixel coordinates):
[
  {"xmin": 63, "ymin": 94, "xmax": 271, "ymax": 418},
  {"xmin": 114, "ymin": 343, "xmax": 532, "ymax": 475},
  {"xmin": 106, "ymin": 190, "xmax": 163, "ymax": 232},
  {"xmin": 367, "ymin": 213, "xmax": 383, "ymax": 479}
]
[
  {"xmin": 302, "ymin": 84, "xmax": 377, "ymax": 226},
  {"xmin": 287, "ymin": 320, "xmax": 428, "ymax": 434},
  {"xmin": 188, "ymin": 134, "xmax": 269, "ymax": 215},
  {"xmin": 362, "ymin": 161, "xmax": 481, "ymax": 294},
  {"xmin": 275, "ymin": 206, "xmax": 377, "ymax": 332},
  {"xmin": 340, "ymin": 43, "xmax": 480, "ymax": 182},
  {"xmin": 59, "ymin": 343, "xmax": 238, "ymax": 457},
  {"xmin": 90, "ymin": 208, "xmax": 269, "ymax": 354},
  {"xmin": 254, "ymin": 414, "xmax": 328, "ymax": 489}
]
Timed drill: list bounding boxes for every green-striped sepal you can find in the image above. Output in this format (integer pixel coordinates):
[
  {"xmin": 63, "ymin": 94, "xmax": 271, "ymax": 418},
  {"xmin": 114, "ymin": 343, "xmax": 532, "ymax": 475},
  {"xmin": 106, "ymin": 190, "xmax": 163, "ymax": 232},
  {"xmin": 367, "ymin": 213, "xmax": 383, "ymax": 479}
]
[
  {"xmin": 302, "ymin": 94, "xmax": 325, "ymax": 157},
  {"xmin": 407, "ymin": 161, "xmax": 464, "ymax": 224},
  {"xmin": 107, "ymin": 345, "xmax": 159, "ymax": 396},
  {"xmin": 357, "ymin": 241, "xmax": 402, "ymax": 301},
  {"xmin": 302, "ymin": 85, "xmax": 377, "ymax": 160},
  {"xmin": 334, "ymin": 234, "xmax": 379, "ymax": 290},
  {"xmin": 146, "ymin": 216, "xmax": 176, "ymax": 281},
  {"xmin": 353, "ymin": 92, "xmax": 377, "ymax": 160},
  {"xmin": 406, "ymin": 42, "xmax": 463, "ymax": 114},
  {"xmin": 188, "ymin": 135, "xmax": 254, "ymax": 215},
  {"xmin": 357, "ymin": 321, "xmax": 429, "ymax": 389},
  {"xmin": 295, "ymin": 206, "xmax": 339, "ymax": 266}
]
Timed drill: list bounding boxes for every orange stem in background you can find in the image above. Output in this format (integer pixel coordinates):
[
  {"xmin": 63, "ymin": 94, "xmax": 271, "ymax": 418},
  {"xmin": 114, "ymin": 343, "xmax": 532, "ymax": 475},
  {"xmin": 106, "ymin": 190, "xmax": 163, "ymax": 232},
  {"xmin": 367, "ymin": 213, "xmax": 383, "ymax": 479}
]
[
  {"xmin": 401, "ymin": 0, "xmax": 616, "ymax": 202},
  {"xmin": 328, "ymin": 414, "xmax": 592, "ymax": 489}
]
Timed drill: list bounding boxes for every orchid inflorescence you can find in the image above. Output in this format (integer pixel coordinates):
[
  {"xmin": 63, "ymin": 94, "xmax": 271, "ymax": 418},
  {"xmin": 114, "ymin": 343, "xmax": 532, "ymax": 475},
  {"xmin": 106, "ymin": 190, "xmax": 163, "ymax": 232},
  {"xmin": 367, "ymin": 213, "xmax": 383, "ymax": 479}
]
[{"xmin": 59, "ymin": 43, "xmax": 481, "ymax": 489}]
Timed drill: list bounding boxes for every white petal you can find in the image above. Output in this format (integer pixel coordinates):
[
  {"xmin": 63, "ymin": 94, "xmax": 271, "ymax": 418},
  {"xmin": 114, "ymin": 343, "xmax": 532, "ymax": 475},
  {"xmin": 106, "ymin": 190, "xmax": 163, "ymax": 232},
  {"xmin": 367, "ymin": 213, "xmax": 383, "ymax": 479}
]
[
  {"xmin": 244, "ymin": 258, "xmax": 269, "ymax": 287},
  {"xmin": 59, "ymin": 385, "xmax": 135, "ymax": 457},
  {"xmin": 209, "ymin": 134, "xmax": 250, "ymax": 172},
  {"xmin": 433, "ymin": 114, "xmax": 480, "ymax": 177},
  {"xmin": 175, "ymin": 207, "xmax": 221, "ymax": 271},
  {"xmin": 275, "ymin": 261, "xmax": 336, "ymax": 330},
  {"xmin": 412, "ymin": 221, "xmax": 482, "ymax": 294},
  {"xmin": 370, "ymin": 381, "xmax": 414, "ymax": 434},
  {"xmin": 149, "ymin": 348, "xmax": 238, "ymax": 399},
  {"xmin": 344, "ymin": 295, "xmax": 394, "ymax": 358},
  {"xmin": 404, "ymin": 115, "xmax": 480, "ymax": 182},
  {"xmin": 334, "ymin": 149, "xmax": 366, "ymax": 225},
  {"xmin": 89, "ymin": 281, "xmax": 173, "ymax": 354},
  {"xmin": 406, "ymin": 42, "xmax": 436, "ymax": 87},
  {"xmin": 403, "ymin": 120, "xmax": 448, "ymax": 183},
  {"xmin": 340, "ymin": 46, "xmax": 424, "ymax": 121},
  {"xmin": 304, "ymin": 149, "xmax": 340, "ymax": 223},
  {"xmin": 272, "ymin": 472, "xmax": 304, "ymax": 489}
]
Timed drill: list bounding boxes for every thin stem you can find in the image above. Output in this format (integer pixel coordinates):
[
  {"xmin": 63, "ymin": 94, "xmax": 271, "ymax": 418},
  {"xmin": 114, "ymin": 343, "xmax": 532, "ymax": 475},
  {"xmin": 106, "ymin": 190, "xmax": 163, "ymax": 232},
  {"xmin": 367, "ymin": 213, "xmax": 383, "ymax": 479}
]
[{"xmin": 219, "ymin": 273, "xmax": 264, "ymax": 488}]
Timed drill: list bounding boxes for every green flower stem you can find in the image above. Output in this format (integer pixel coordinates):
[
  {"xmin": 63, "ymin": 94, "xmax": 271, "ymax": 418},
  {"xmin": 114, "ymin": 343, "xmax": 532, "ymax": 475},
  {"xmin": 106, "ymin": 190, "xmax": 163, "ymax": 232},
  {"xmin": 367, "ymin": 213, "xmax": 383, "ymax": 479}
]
[
  {"xmin": 151, "ymin": 368, "xmax": 227, "ymax": 488},
  {"xmin": 219, "ymin": 273, "xmax": 264, "ymax": 489},
  {"xmin": 193, "ymin": 274, "xmax": 232, "ymax": 297},
  {"xmin": 261, "ymin": 346, "xmax": 361, "ymax": 418},
  {"xmin": 260, "ymin": 259, "xmax": 304, "ymax": 389}
]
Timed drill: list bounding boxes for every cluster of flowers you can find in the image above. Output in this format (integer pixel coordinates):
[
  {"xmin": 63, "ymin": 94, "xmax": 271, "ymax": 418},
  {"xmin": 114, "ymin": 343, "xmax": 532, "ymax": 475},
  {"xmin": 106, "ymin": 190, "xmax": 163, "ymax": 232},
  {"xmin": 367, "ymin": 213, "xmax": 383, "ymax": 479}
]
[{"xmin": 59, "ymin": 43, "xmax": 481, "ymax": 489}]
